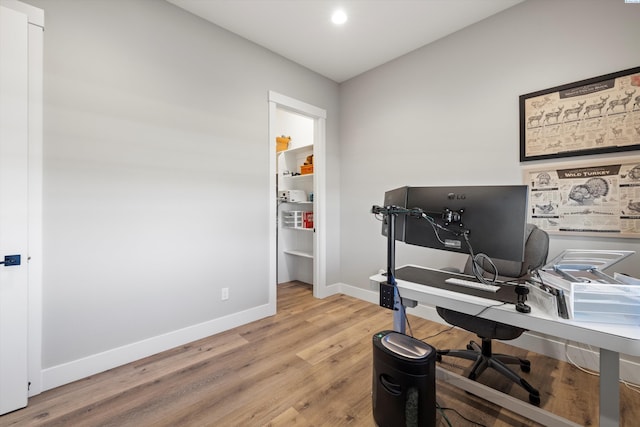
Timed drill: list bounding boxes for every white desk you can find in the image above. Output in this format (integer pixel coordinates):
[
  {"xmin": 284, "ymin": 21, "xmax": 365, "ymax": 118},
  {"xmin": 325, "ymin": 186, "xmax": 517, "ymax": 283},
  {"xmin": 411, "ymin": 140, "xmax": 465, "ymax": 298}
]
[{"xmin": 370, "ymin": 265, "xmax": 640, "ymax": 427}]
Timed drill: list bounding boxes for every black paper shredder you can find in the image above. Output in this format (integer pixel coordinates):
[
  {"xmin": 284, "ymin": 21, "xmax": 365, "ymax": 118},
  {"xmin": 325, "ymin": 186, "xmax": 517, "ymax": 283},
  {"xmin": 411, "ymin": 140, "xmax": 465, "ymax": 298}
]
[{"xmin": 372, "ymin": 330, "xmax": 436, "ymax": 427}]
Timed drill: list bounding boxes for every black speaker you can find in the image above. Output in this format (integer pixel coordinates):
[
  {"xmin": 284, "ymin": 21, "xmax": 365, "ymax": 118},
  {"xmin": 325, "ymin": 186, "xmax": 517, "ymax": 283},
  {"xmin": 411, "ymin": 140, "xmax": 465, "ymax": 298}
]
[{"xmin": 372, "ymin": 330, "xmax": 436, "ymax": 427}]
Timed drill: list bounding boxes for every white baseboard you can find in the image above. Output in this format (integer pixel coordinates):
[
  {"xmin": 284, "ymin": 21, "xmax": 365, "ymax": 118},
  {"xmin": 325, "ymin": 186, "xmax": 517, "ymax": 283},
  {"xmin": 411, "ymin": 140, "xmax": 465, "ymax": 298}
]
[
  {"xmin": 318, "ymin": 282, "xmax": 343, "ymax": 298},
  {"xmin": 336, "ymin": 282, "xmax": 640, "ymax": 385},
  {"xmin": 42, "ymin": 302, "xmax": 275, "ymax": 392}
]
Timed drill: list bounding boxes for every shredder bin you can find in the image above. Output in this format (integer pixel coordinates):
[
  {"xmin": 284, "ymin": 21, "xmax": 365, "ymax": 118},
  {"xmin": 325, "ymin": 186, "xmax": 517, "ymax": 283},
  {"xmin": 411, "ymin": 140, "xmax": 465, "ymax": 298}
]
[{"xmin": 372, "ymin": 330, "xmax": 436, "ymax": 427}]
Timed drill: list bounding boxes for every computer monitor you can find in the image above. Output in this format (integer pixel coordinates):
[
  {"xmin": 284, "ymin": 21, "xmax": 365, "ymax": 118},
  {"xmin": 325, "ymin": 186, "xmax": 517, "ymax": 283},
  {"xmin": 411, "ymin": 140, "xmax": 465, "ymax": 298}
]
[
  {"xmin": 380, "ymin": 186, "xmax": 409, "ymax": 242},
  {"xmin": 382, "ymin": 185, "xmax": 529, "ymax": 262}
]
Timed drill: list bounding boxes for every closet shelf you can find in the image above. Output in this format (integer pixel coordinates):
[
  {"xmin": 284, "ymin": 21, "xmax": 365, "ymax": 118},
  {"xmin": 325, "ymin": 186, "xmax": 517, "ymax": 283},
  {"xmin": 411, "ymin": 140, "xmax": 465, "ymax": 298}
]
[
  {"xmin": 281, "ymin": 144, "xmax": 313, "ymax": 156},
  {"xmin": 283, "ymin": 249, "xmax": 313, "ymax": 259},
  {"xmin": 283, "ymin": 173, "xmax": 313, "ymax": 180},
  {"xmin": 283, "ymin": 226, "xmax": 314, "ymax": 232}
]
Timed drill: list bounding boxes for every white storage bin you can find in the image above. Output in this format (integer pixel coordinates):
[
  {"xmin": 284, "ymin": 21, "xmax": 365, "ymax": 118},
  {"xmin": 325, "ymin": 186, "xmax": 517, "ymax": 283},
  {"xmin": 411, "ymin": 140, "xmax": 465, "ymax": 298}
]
[
  {"xmin": 571, "ymin": 282, "xmax": 640, "ymax": 325},
  {"xmin": 283, "ymin": 211, "xmax": 304, "ymax": 228}
]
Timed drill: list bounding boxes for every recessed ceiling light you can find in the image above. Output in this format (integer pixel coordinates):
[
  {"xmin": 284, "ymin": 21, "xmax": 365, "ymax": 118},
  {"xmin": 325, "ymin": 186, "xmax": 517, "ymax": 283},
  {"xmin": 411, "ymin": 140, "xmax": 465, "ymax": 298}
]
[{"xmin": 331, "ymin": 10, "xmax": 348, "ymax": 25}]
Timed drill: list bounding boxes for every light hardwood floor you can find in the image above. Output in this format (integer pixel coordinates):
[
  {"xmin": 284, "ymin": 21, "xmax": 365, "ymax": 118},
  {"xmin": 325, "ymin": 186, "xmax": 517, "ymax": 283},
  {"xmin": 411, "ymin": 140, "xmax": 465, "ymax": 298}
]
[{"xmin": 2, "ymin": 281, "xmax": 639, "ymax": 426}]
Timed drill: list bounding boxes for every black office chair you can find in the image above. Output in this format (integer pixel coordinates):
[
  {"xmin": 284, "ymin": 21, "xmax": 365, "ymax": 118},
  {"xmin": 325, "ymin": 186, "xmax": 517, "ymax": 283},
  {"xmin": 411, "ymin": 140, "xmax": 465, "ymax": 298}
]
[{"xmin": 436, "ymin": 224, "xmax": 549, "ymax": 405}]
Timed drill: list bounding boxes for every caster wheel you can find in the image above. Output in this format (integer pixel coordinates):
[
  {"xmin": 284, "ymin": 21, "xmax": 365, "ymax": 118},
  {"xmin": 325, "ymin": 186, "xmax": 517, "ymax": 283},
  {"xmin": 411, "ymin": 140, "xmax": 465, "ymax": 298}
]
[
  {"xmin": 529, "ymin": 393, "xmax": 540, "ymax": 406},
  {"xmin": 520, "ymin": 361, "xmax": 531, "ymax": 373},
  {"xmin": 469, "ymin": 372, "xmax": 477, "ymax": 381}
]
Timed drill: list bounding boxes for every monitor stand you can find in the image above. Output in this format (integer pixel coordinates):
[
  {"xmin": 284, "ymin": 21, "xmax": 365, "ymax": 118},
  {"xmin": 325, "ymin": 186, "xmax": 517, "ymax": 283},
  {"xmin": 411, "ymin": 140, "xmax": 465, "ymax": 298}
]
[{"xmin": 372, "ymin": 205, "xmax": 409, "ymax": 333}]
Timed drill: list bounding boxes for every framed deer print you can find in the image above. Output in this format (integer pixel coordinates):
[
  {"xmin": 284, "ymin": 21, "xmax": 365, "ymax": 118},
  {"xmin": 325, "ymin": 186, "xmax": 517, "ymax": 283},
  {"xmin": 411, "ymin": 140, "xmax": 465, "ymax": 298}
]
[{"xmin": 520, "ymin": 66, "xmax": 640, "ymax": 162}]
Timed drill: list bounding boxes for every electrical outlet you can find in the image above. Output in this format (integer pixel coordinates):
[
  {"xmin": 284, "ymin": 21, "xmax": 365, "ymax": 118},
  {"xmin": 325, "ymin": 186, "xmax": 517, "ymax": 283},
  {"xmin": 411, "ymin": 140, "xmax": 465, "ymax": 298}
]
[{"xmin": 221, "ymin": 287, "xmax": 229, "ymax": 301}]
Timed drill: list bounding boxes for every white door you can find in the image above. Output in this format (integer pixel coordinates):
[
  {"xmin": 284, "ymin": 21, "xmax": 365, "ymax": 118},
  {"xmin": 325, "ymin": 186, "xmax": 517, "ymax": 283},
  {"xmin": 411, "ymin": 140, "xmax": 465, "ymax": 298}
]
[{"xmin": 0, "ymin": 3, "xmax": 30, "ymax": 415}]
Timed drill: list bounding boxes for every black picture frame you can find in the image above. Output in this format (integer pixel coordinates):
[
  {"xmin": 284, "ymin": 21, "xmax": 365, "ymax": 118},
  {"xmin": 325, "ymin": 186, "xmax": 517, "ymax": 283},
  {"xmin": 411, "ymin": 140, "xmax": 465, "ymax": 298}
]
[{"xmin": 519, "ymin": 66, "xmax": 640, "ymax": 162}]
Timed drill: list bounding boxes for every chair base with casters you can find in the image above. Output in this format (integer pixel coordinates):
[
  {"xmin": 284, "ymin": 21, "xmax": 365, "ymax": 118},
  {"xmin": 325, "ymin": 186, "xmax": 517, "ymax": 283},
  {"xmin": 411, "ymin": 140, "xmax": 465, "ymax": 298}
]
[
  {"xmin": 435, "ymin": 307, "xmax": 541, "ymax": 405},
  {"xmin": 436, "ymin": 224, "xmax": 548, "ymax": 406}
]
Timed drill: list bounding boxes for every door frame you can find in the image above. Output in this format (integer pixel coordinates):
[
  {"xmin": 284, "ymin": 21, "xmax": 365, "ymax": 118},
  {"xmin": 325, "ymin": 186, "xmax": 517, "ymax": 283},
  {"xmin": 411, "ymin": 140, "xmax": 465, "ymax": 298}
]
[{"xmin": 268, "ymin": 91, "xmax": 327, "ymax": 307}]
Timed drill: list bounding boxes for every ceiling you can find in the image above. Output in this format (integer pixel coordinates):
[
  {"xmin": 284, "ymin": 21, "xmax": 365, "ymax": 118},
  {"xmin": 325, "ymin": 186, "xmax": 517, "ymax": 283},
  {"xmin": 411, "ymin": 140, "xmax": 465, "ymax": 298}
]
[{"xmin": 167, "ymin": 0, "xmax": 524, "ymax": 83}]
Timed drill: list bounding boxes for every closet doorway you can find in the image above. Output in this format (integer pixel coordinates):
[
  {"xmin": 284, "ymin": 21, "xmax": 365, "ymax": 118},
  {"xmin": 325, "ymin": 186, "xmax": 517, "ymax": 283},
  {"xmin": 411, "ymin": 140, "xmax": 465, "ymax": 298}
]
[{"xmin": 268, "ymin": 91, "xmax": 326, "ymax": 304}]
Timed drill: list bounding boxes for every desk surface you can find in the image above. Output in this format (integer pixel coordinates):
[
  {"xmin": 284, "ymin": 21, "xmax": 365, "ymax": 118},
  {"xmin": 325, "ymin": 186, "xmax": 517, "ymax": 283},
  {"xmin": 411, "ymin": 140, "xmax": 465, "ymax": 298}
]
[
  {"xmin": 393, "ymin": 265, "xmax": 519, "ymax": 304},
  {"xmin": 372, "ymin": 264, "xmax": 640, "ymax": 357}
]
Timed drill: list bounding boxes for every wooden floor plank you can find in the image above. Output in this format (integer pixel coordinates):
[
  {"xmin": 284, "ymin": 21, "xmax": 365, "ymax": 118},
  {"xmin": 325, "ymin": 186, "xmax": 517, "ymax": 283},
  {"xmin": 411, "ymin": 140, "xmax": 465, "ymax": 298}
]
[
  {"xmin": 262, "ymin": 407, "xmax": 312, "ymax": 427},
  {"xmin": 1, "ymin": 281, "xmax": 639, "ymax": 426}
]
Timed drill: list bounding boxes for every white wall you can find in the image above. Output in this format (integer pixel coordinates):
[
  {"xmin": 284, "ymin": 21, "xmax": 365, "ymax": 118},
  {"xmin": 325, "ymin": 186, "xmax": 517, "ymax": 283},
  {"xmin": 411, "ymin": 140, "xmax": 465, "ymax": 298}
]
[
  {"xmin": 275, "ymin": 109, "xmax": 314, "ymax": 150},
  {"xmin": 339, "ymin": 0, "xmax": 640, "ymax": 291},
  {"xmin": 22, "ymin": 0, "xmax": 640, "ymax": 391},
  {"xmin": 23, "ymin": 0, "xmax": 340, "ymax": 389}
]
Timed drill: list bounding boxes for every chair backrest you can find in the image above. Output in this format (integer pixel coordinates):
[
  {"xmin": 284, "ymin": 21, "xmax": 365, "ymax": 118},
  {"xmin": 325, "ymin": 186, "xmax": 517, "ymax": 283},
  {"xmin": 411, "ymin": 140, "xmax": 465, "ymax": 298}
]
[{"xmin": 463, "ymin": 223, "xmax": 549, "ymax": 280}]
